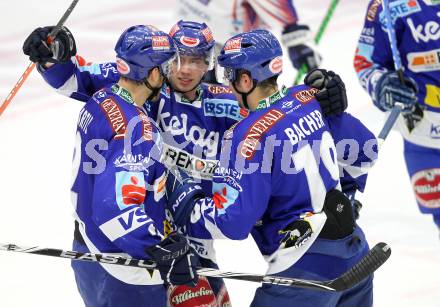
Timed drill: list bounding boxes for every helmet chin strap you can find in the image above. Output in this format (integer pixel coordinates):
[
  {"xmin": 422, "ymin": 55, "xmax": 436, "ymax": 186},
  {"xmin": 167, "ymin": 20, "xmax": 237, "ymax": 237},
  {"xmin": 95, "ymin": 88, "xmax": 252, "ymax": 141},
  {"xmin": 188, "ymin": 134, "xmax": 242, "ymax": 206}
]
[
  {"xmin": 232, "ymin": 79, "xmax": 257, "ymax": 110},
  {"xmin": 144, "ymin": 79, "xmax": 162, "ymax": 101}
]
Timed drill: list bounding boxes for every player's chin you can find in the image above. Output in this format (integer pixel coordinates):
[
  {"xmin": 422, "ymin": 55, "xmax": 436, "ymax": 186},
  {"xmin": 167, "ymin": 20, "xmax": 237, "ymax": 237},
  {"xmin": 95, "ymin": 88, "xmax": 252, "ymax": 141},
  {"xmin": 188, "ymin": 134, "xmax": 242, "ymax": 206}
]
[{"xmin": 175, "ymin": 80, "xmax": 198, "ymax": 92}]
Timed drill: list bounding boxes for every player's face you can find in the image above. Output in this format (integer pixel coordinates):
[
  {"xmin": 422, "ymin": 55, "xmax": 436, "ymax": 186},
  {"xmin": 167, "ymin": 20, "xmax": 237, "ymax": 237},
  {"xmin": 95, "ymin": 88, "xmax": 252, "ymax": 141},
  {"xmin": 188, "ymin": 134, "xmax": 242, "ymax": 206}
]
[{"xmin": 169, "ymin": 55, "xmax": 209, "ymax": 92}]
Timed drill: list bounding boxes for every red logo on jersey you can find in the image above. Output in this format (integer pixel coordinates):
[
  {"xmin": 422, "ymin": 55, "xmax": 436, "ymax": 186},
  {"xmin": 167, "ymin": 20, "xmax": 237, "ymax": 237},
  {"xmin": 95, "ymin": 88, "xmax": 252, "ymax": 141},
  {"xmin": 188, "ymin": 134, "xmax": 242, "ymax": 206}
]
[
  {"xmin": 122, "ymin": 176, "xmax": 146, "ymax": 205},
  {"xmin": 294, "ymin": 88, "xmax": 319, "ymax": 104},
  {"xmin": 100, "ymin": 98, "xmax": 127, "ymax": 139},
  {"xmin": 224, "ymin": 37, "xmax": 242, "ymax": 54},
  {"xmin": 213, "ymin": 187, "xmax": 228, "ymax": 209},
  {"xmin": 180, "ymin": 36, "xmax": 200, "ymax": 47},
  {"xmin": 137, "ymin": 110, "xmax": 153, "ymax": 141},
  {"xmin": 240, "ymin": 109, "xmax": 285, "ymax": 159},
  {"xmin": 354, "ymin": 48, "xmax": 373, "ymax": 72},
  {"xmin": 239, "ymin": 108, "xmax": 249, "ymax": 118},
  {"xmin": 269, "ymin": 56, "xmax": 283, "ymax": 74},
  {"xmin": 116, "ymin": 57, "xmax": 130, "ymax": 75},
  {"xmin": 168, "ymin": 277, "xmax": 216, "ymax": 307},
  {"xmin": 411, "ymin": 169, "xmax": 440, "ymax": 209},
  {"xmin": 207, "ymin": 85, "xmax": 233, "ymax": 95}
]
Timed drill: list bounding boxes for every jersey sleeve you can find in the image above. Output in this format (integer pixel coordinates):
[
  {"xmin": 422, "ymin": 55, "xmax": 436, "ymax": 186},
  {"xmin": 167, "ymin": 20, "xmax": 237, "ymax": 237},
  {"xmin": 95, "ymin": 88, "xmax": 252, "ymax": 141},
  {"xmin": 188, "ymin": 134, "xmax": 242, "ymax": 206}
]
[
  {"xmin": 326, "ymin": 113, "xmax": 379, "ymax": 192},
  {"xmin": 184, "ymin": 125, "xmax": 271, "ymax": 240},
  {"xmin": 354, "ymin": 0, "xmax": 395, "ymax": 105},
  {"xmin": 37, "ymin": 55, "xmax": 119, "ymax": 102},
  {"xmin": 83, "ymin": 102, "xmax": 166, "ymax": 259},
  {"xmin": 246, "ymin": 0, "xmax": 298, "ymax": 29}
]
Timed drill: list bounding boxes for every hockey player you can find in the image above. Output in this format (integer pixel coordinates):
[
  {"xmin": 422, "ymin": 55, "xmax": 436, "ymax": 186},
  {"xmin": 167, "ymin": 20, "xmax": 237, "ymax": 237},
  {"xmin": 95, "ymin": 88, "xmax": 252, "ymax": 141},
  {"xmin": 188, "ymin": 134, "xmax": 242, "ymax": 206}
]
[
  {"xmin": 23, "ymin": 21, "xmax": 236, "ymax": 306},
  {"xmin": 165, "ymin": 29, "xmax": 379, "ymax": 307},
  {"xmin": 176, "ymin": 0, "xmax": 321, "ymax": 79},
  {"xmin": 54, "ymin": 25, "xmax": 200, "ymax": 307},
  {"xmin": 354, "ymin": 0, "xmax": 440, "ymax": 231},
  {"xmin": 22, "ymin": 21, "xmax": 347, "ymax": 306}
]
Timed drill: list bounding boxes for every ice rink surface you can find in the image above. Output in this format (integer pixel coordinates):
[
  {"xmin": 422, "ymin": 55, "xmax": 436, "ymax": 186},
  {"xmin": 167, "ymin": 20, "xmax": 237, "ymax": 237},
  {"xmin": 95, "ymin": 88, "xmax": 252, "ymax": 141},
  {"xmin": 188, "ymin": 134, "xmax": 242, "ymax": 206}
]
[{"xmin": 0, "ymin": 0, "xmax": 439, "ymax": 306}]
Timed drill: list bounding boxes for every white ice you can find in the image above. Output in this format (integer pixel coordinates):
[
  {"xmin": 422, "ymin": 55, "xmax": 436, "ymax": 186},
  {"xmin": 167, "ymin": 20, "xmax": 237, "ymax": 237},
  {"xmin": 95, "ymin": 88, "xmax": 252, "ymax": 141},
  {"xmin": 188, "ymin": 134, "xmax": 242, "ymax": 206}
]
[{"xmin": 0, "ymin": 0, "xmax": 439, "ymax": 306}]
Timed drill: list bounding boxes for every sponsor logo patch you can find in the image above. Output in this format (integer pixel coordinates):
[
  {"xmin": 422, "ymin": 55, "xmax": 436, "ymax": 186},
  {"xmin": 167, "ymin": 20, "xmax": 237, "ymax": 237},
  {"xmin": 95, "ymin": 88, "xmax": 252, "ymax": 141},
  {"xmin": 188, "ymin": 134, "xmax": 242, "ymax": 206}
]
[
  {"xmin": 137, "ymin": 110, "xmax": 153, "ymax": 141},
  {"xmin": 212, "ymin": 182, "xmax": 239, "ymax": 214},
  {"xmin": 425, "ymin": 84, "xmax": 440, "ymax": 108},
  {"xmin": 203, "ymin": 99, "xmax": 244, "ymax": 121},
  {"xmin": 294, "ymin": 88, "xmax": 319, "ymax": 104},
  {"xmin": 180, "ymin": 36, "xmax": 200, "ymax": 47},
  {"xmin": 422, "ymin": 0, "xmax": 440, "ymax": 5},
  {"xmin": 201, "ymin": 27, "xmax": 214, "ymax": 42},
  {"xmin": 169, "ymin": 24, "xmax": 180, "ymax": 37},
  {"xmin": 152, "ymin": 36, "xmax": 170, "ymax": 50},
  {"xmin": 224, "ymin": 37, "xmax": 242, "ymax": 54},
  {"xmin": 116, "ymin": 57, "xmax": 130, "ymax": 75},
  {"xmin": 408, "ymin": 49, "xmax": 440, "ymax": 73},
  {"xmin": 431, "ymin": 123, "xmax": 440, "ymax": 139},
  {"xmin": 100, "ymin": 98, "xmax": 127, "ymax": 139},
  {"xmin": 162, "ymin": 144, "xmax": 218, "ymax": 180},
  {"xmin": 240, "ymin": 109, "xmax": 285, "ymax": 159},
  {"xmin": 411, "ymin": 169, "xmax": 440, "ymax": 209},
  {"xmin": 269, "ymin": 56, "xmax": 283, "ymax": 74},
  {"xmin": 115, "ymin": 171, "xmax": 146, "ymax": 210},
  {"xmin": 354, "ymin": 47, "xmax": 374, "ymax": 73},
  {"xmin": 379, "ymin": 0, "xmax": 421, "ymax": 25},
  {"xmin": 367, "ymin": 0, "xmax": 382, "ymax": 21},
  {"xmin": 207, "ymin": 85, "xmax": 233, "ymax": 95},
  {"xmin": 407, "ymin": 12, "xmax": 440, "ymax": 43},
  {"xmin": 114, "ymin": 153, "xmax": 151, "ymax": 172},
  {"xmin": 168, "ymin": 277, "xmax": 216, "ymax": 307}
]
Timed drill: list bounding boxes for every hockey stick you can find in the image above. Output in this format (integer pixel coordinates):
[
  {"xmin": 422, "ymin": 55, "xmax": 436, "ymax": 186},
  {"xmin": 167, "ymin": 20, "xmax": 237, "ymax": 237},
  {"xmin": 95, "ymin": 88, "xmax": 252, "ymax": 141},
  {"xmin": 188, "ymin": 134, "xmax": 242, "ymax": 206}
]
[
  {"xmin": 376, "ymin": 0, "xmax": 404, "ymax": 144},
  {"xmin": 0, "ymin": 0, "xmax": 80, "ymax": 118},
  {"xmin": 293, "ymin": 0, "xmax": 339, "ymax": 85},
  {"xmin": 0, "ymin": 242, "xmax": 391, "ymax": 291}
]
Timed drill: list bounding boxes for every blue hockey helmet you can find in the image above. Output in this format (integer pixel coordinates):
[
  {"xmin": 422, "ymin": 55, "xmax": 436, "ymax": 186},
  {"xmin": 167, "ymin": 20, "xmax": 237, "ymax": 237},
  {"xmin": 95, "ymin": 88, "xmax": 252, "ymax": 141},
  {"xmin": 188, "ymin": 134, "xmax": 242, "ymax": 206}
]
[
  {"xmin": 217, "ymin": 29, "xmax": 283, "ymax": 84},
  {"xmin": 169, "ymin": 20, "xmax": 216, "ymax": 69},
  {"xmin": 114, "ymin": 25, "xmax": 177, "ymax": 81}
]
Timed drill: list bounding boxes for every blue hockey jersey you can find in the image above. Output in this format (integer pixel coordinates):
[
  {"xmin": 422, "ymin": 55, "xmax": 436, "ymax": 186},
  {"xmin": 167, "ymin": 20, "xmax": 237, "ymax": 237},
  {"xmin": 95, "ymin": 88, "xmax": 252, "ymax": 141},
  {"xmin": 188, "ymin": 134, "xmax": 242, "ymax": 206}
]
[
  {"xmin": 72, "ymin": 83, "xmax": 169, "ymax": 285},
  {"xmin": 38, "ymin": 57, "xmax": 247, "ymax": 193},
  {"xmin": 182, "ymin": 85, "xmax": 378, "ymax": 274},
  {"xmin": 355, "ymin": 0, "xmax": 440, "ymax": 148}
]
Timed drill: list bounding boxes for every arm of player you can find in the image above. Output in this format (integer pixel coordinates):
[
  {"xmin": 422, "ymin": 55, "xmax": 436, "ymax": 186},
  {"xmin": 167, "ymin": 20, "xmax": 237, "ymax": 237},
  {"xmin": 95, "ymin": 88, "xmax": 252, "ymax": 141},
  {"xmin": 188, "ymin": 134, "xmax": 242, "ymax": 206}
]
[
  {"xmin": 39, "ymin": 56, "xmax": 120, "ymax": 102},
  {"xmin": 166, "ymin": 132, "xmax": 272, "ymax": 240},
  {"xmin": 326, "ymin": 113, "xmax": 379, "ymax": 193},
  {"xmin": 353, "ymin": 1, "xmax": 394, "ymax": 101}
]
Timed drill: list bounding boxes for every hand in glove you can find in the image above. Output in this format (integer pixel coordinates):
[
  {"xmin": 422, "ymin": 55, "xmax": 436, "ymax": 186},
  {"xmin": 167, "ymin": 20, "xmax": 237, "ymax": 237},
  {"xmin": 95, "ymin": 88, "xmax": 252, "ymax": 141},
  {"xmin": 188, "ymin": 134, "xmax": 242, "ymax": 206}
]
[
  {"xmin": 304, "ymin": 68, "xmax": 348, "ymax": 116},
  {"xmin": 145, "ymin": 234, "xmax": 199, "ymax": 286},
  {"xmin": 282, "ymin": 23, "xmax": 321, "ymax": 72},
  {"xmin": 166, "ymin": 168, "xmax": 205, "ymax": 227},
  {"xmin": 23, "ymin": 26, "xmax": 76, "ymax": 64}
]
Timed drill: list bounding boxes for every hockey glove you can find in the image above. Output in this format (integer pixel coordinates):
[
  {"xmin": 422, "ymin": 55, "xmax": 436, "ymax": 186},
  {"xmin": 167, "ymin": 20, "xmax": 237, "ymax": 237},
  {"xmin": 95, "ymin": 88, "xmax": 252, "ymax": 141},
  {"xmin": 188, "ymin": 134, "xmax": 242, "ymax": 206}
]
[
  {"xmin": 166, "ymin": 168, "xmax": 205, "ymax": 227},
  {"xmin": 319, "ymin": 189, "xmax": 355, "ymax": 240},
  {"xmin": 304, "ymin": 68, "xmax": 348, "ymax": 116},
  {"xmin": 145, "ymin": 233, "xmax": 199, "ymax": 286},
  {"xmin": 23, "ymin": 26, "xmax": 76, "ymax": 64},
  {"xmin": 282, "ymin": 23, "xmax": 321, "ymax": 71},
  {"xmin": 374, "ymin": 71, "xmax": 418, "ymax": 113}
]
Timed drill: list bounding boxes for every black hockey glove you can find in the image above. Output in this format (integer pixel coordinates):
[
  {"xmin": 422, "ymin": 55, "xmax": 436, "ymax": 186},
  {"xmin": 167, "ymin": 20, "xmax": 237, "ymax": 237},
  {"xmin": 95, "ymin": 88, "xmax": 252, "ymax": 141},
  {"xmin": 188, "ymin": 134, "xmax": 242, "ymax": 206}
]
[
  {"xmin": 282, "ymin": 23, "xmax": 321, "ymax": 71},
  {"xmin": 319, "ymin": 189, "xmax": 355, "ymax": 240},
  {"xmin": 304, "ymin": 68, "xmax": 348, "ymax": 116},
  {"xmin": 23, "ymin": 26, "xmax": 76, "ymax": 64},
  {"xmin": 166, "ymin": 168, "xmax": 205, "ymax": 227},
  {"xmin": 145, "ymin": 233, "xmax": 199, "ymax": 287}
]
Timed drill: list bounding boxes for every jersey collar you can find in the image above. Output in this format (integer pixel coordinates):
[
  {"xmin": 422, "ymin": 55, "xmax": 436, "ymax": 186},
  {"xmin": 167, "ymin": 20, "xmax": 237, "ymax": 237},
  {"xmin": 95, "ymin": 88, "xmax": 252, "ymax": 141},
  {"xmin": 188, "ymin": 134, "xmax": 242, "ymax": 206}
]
[
  {"xmin": 111, "ymin": 84, "xmax": 135, "ymax": 105},
  {"xmin": 255, "ymin": 86, "xmax": 288, "ymax": 111}
]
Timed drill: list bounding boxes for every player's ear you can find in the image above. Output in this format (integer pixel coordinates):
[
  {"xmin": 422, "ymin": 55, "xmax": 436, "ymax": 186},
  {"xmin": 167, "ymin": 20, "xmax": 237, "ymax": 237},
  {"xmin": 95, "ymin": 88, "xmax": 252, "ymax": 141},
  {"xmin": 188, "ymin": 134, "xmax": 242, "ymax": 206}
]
[{"xmin": 148, "ymin": 67, "xmax": 162, "ymax": 85}]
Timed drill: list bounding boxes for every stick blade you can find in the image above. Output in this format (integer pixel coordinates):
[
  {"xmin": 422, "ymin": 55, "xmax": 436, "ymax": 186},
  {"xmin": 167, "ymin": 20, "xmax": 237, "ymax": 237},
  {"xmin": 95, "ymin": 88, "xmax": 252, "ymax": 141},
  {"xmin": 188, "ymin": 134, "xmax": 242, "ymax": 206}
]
[{"xmin": 329, "ymin": 242, "xmax": 391, "ymax": 291}]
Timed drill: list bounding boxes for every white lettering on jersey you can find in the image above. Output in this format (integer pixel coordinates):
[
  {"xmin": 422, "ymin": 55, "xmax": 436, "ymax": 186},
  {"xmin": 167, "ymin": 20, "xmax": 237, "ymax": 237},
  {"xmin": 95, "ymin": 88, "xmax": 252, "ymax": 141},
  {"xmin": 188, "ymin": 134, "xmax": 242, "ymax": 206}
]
[
  {"xmin": 407, "ymin": 12, "xmax": 440, "ymax": 43},
  {"xmin": 99, "ymin": 207, "xmax": 154, "ymax": 241},
  {"xmin": 157, "ymin": 98, "xmax": 220, "ymax": 156}
]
